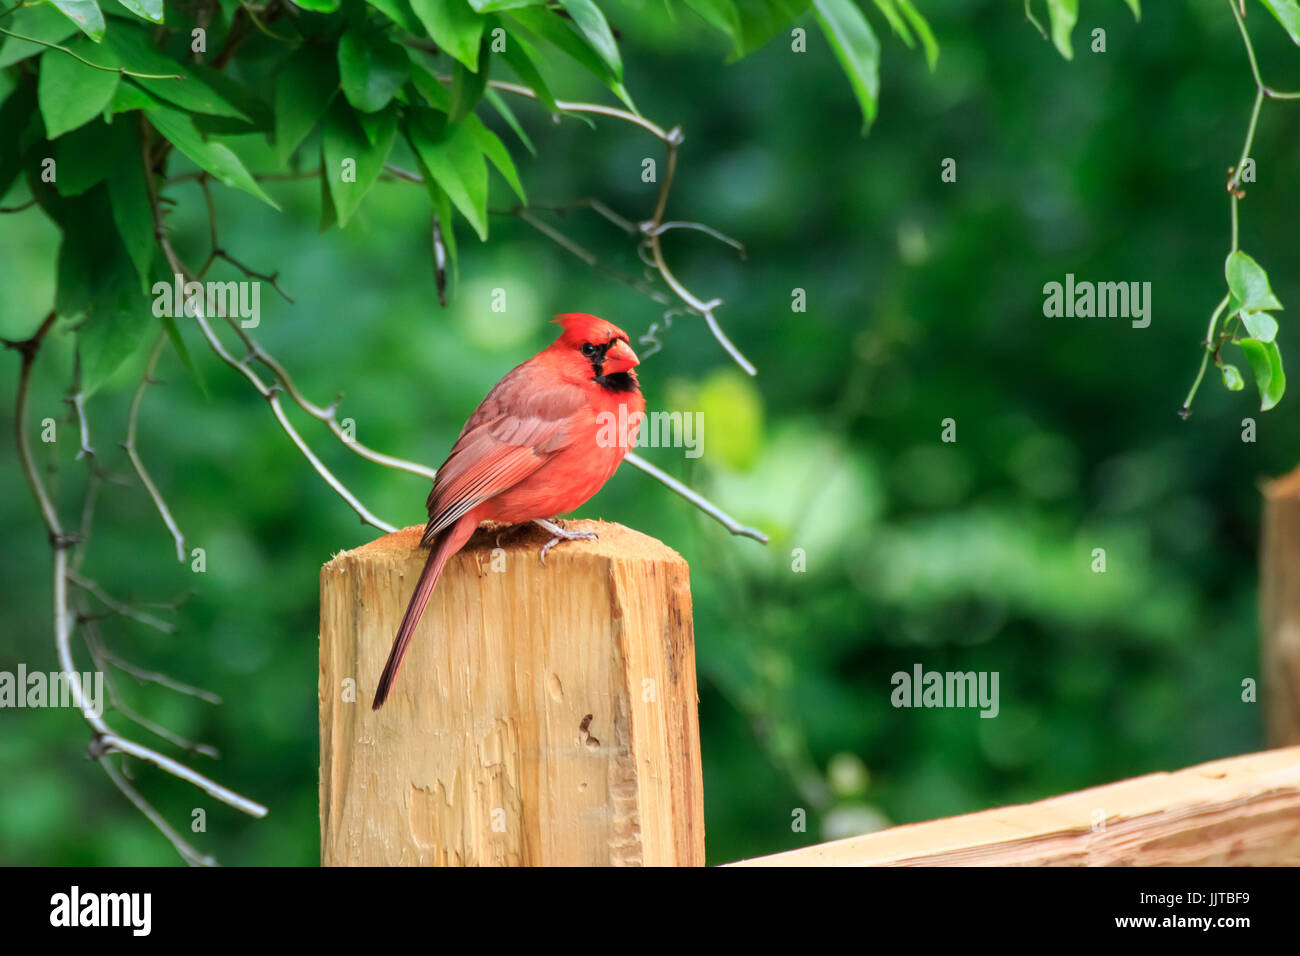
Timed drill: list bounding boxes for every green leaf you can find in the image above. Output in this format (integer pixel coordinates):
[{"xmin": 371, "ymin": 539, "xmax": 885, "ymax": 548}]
[
  {"xmin": 321, "ymin": 98, "xmax": 398, "ymax": 226},
  {"xmin": 871, "ymin": 0, "xmax": 914, "ymax": 47},
  {"xmin": 1226, "ymin": 250, "xmax": 1283, "ymax": 312},
  {"xmin": 1239, "ymin": 338, "xmax": 1286, "ymax": 411},
  {"xmin": 108, "ymin": 79, "xmax": 162, "ymax": 113},
  {"xmin": 1241, "ymin": 310, "xmax": 1279, "ymax": 344},
  {"xmin": 189, "ymin": 63, "xmax": 274, "ymax": 132},
  {"xmin": 0, "ymin": 4, "xmax": 76, "ymax": 68},
  {"xmin": 319, "ymin": 164, "xmax": 338, "ymax": 231},
  {"xmin": 484, "ymin": 87, "xmax": 535, "ymax": 156},
  {"xmin": 54, "ymin": 118, "xmax": 116, "ymax": 196},
  {"xmin": 0, "ymin": 81, "xmax": 37, "ymax": 200},
  {"xmin": 158, "ymin": 308, "xmax": 207, "ymax": 397},
  {"xmin": 108, "ymin": 123, "xmax": 154, "ymax": 293},
  {"xmin": 416, "ymin": 160, "xmax": 459, "ymax": 296},
  {"xmin": 408, "ymin": 55, "xmax": 452, "ymax": 110},
  {"xmin": 558, "ymin": 0, "xmax": 622, "ymax": 81},
  {"xmin": 338, "ymin": 27, "xmax": 409, "ymax": 113},
  {"xmin": 407, "ymin": 110, "xmax": 488, "ymax": 240},
  {"xmin": 499, "ymin": 29, "xmax": 560, "ymax": 113},
  {"xmin": 290, "ymin": 0, "xmax": 342, "ymax": 11},
  {"xmin": 1220, "ymin": 363, "xmax": 1244, "ymax": 391},
  {"xmin": 275, "ymin": 44, "xmax": 338, "ymax": 164},
  {"xmin": 106, "ymin": 26, "xmax": 251, "ymax": 120},
  {"xmin": 367, "ymin": 0, "xmax": 425, "ymax": 33},
  {"xmin": 148, "ymin": 106, "xmax": 280, "ymax": 209},
  {"xmin": 114, "ymin": 0, "xmax": 165, "ymax": 23},
  {"xmin": 449, "ymin": 37, "xmax": 489, "ymax": 124},
  {"xmin": 897, "ymin": 0, "xmax": 937, "ymax": 69},
  {"xmin": 52, "ymin": 187, "xmax": 153, "ymax": 394},
  {"xmin": 357, "ymin": 102, "xmax": 396, "ymax": 146},
  {"xmin": 1044, "ymin": 0, "xmax": 1077, "ymax": 60},
  {"xmin": 49, "ymin": 0, "xmax": 106, "ymax": 42},
  {"xmin": 79, "ymin": 283, "xmax": 152, "ymax": 396},
  {"xmin": 508, "ymin": 7, "xmax": 636, "ymax": 111},
  {"xmin": 468, "ymin": 0, "xmax": 543, "ymax": 10},
  {"xmin": 465, "ymin": 113, "xmax": 525, "ymax": 202},
  {"xmin": 685, "ymin": 0, "xmax": 741, "ymax": 44},
  {"xmin": 38, "ymin": 38, "xmax": 120, "ymax": 138},
  {"xmin": 1259, "ymin": 0, "xmax": 1300, "ymax": 44},
  {"xmin": 728, "ymin": 0, "xmax": 810, "ymax": 60},
  {"xmin": 813, "ymin": 0, "xmax": 880, "ymax": 134},
  {"xmin": 410, "ymin": 0, "xmax": 485, "ymax": 71}
]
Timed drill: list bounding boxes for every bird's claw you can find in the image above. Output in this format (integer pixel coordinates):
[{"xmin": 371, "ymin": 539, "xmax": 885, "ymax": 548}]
[{"xmin": 534, "ymin": 518, "xmax": 599, "ymax": 565}]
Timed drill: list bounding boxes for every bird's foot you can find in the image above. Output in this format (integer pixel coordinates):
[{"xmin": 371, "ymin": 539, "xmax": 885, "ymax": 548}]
[{"xmin": 533, "ymin": 518, "xmax": 598, "ymax": 565}]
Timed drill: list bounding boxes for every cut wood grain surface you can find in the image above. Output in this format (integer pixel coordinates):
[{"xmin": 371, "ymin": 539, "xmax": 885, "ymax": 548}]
[{"xmin": 319, "ymin": 520, "xmax": 704, "ymax": 866}]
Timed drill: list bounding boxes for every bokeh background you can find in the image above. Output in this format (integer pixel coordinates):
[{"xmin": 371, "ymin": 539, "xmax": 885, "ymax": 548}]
[{"xmin": 3, "ymin": 0, "xmax": 1299, "ymax": 864}]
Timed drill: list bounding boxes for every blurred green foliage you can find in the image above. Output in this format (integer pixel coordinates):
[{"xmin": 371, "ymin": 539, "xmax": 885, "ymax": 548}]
[{"xmin": 3, "ymin": 0, "xmax": 1299, "ymax": 865}]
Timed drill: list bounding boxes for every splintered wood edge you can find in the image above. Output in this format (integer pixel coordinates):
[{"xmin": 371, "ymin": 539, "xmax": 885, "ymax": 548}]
[
  {"xmin": 322, "ymin": 520, "xmax": 686, "ymax": 571},
  {"xmin": 728, "ymin": 745, "xmax": 1300, "ymax": 866}
]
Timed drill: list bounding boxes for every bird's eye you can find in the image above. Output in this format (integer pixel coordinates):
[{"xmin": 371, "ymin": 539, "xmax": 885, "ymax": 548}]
[{"xmin": 581, "ymin": 343, "xmax": 598, "ymax": 357}]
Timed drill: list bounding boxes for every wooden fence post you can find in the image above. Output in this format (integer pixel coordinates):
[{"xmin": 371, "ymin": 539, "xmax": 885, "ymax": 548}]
[
  {"xmin": 319, "ymin": 519, "xmax": 705, "ymax": 866},
  {"xmin": 1261, "ymin": 466, "xmax": 1300, "ymax": 747}
]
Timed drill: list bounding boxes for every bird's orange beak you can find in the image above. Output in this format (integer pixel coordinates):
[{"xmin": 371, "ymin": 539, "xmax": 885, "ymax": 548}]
[{"xmin": 603, "ymin": 339, "xmax": 640, "ymax": 374}]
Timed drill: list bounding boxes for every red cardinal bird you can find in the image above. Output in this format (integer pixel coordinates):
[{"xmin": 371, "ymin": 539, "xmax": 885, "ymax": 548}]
[{"xmin": 371, "ymin": 313, "xmax": 645, "ymax": 709}]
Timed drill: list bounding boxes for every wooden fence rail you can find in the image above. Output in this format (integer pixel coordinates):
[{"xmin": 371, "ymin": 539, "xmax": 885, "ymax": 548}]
[{"xmin": 731, "ymin": 746, "xmax": 1300, "ymax": 866}]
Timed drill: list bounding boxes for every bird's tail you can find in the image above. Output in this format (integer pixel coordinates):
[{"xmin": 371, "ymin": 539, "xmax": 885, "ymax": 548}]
[{"xmin": 371, "ymin": 518, "xmax": 474, "ymax": 710}]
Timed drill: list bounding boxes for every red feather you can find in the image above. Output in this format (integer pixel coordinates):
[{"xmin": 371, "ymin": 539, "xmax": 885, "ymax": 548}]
[{"xmin": 372, "ymin": 314, "xmax": 645, "ymax": 709}]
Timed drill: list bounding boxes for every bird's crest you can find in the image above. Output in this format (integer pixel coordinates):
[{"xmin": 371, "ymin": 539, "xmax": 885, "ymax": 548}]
[{"xmin": 552, "ymin": 312, "xmax": 629, "ymax": 346}]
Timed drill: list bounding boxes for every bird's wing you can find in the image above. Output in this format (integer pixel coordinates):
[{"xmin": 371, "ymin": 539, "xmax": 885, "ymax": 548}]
[{"xmin": 423, "ymin": 374, "xmax": 587, "ymax": 542}]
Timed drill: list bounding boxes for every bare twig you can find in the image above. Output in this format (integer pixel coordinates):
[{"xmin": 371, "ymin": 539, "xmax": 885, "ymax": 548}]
[
  {"xmin": 142, "ymin": 116, "xmax": 408, "ymax": 530},
  {"xmin": 124, "ymin": 334, "xmax": 187, "ymax": 563},
  {"xmin": 95, "ymin": 641, "xmax": 222, "ymax": 705},
  {"xmin": 624, "ymin": 453, "xmax": 768, "ymax": 543},
  {"xmin": 5, "ymin": 310, "xmax": 264, "ymax": 867},
  {"xmin": 69, "ymin": 570, "xmax": 176, "ymax": 634},
  {"xmin": 98, "ymin": 756, "xmax": 217, "ymax": 866},
  {"xmin": 440, "ymin": 76, "xmax": 757, "ymax": 375},
  {"xmin": 80, "ymin": 616, "xmax": 219, "ymax": 758}
]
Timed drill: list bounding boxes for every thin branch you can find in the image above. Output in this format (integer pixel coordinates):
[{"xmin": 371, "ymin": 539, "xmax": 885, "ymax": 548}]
[
  {"xmin": 1228, "ymin": 0, "xmax": 1300, "ymax": 101},
  {"xmin": 5, "ymin": 310, "xmax": 265, "ymax": 863},
  {"xmin": 472, "ymin": 77, "xmax": 675, "ymax": 142},
  {"xmin": 68, "ymin": 570, "xmax": 176, "ymax": 634},
  {"xmin": 96, "ymin": 641, "xmax": 223, "ymax": 705},
  {"xmin": 142, "ymin": 116, "xmax": 410, "ymax": 529},
  {"xmin": 645, "ymin": 220, "xmax": 747, "ymax": 257},
  {"xmin": 624, "ymin": 453, "xmax": 768, "ymax": 544},
  {"xmin": 0, "ymin": 28, "xmax": 184, "ymax": 78},
  {"xmin": 481, "ymin": 80, "xmax": 757, "ymax": 374},
  {"xmin": 1183, "ymin": 2, "xmax": 1300, "ymax": 415},
  {"xmin": 123, "ymin": 334, "xmax": 186, "ymax": 563},
  {"xmin": 80, "ymin": 616, "xmax": 219, "ymax": 758},
  {"xmin": 97, "ymin": 754, "xmax": 217, "ymax": 866},
  {"xmin": 433, "ymin": 74, "xmax": 757, "ymax": 373},
  {"xmin": 64, "ymin": 364, "xmax": 94, "ymax": 460}
]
